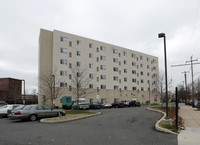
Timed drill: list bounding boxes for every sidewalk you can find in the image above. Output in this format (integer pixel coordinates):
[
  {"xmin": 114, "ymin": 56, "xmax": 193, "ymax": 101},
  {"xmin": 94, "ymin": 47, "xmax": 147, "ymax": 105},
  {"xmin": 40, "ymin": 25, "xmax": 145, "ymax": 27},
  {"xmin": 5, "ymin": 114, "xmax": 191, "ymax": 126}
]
[{"xmin": 178, "ymin": 103, "xmax": 200, "ymax": 145}]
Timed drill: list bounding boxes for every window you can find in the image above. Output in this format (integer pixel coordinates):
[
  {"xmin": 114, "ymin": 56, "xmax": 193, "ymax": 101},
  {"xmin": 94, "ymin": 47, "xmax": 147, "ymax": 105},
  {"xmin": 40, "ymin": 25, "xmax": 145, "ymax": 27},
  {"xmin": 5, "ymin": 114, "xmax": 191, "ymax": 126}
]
[
  {"xmin": 140, "ymin": 64, "xmax": 143, "ymax": 68},
  {"xmin": 100, "ymin": 65, "xmax": 106, "ymax": 70},
  {"xmin": 69, "ymin": 86, "xmax": 72, "ymax": 91},
  {"xmin": 60, "ymin": 82, "xmax": 67, "ymax": 88},
  {"xmin": 124, "ymin": 69, "xmax": 127, "ymax": 73},
  {"xmin": 119, "ymin": 70, "xmax": 121, "ymax": 74},
  {"xmin": 77, "ymin": 40, "xmax": 81, "ymax": 45},
  {"xmin": 89, "ymin": 43, "xmax": 93, "ymax": 48},
  {"xmin": 147, "ymin": 57, "xmax": 150, "ymax": 61},
  {"xmin": 124, "ymin": 60, "xmax": 127, "ymax": 65},
  {"xmin": 77, "ymin": 51, "xmax": 81, "ymax": 56},
  {"xmin": 60, "ymin": 37, "xmax": 67, "ymax": 43},
  {"xmin": 77, "ymin": 61, "xmax": 81, "ymax": 66},
  {"xmin": 119, "ymin": 53, "xmax": 121, "ymax": 57},
  {"xmin": 69, "ymin": 41, "xmax": 72, "ymax": 46},
  {"xmin": 113, "ymin": 67, "xmax": 118, "ymax": 72},
  {"xmin": 147, "ymin": 65, "xmax": 150, "ymax": 69},
  {"xmin": 132, "ymin": 78, "xmax": 136, "ymax": 83},
  {"xmin": 132, "ymin": 70, "xmax": 136, "ymax": 74},
  {"xmin": 140, "ymin": 56, "xmax": 143, "ymax": 60},
  {"xmin": 147, "ymin": 72, "xmax": 150, "ymax": 76},
  {"xmin": 69, "ymin": 63, "xmax": 72, "ymax": 68},
  {"xmin": 97, "ymin": 67, "xmax": 99, "ymax": 72},
  {"xmin": 100, "ymin": 56, "xmax": 106, "ymax": 61},
  {"xmin": 141, "ymin": 87, "xmax": 144, "ymax": 91},
  {"xmin": 97, "ymin": 77, "xmax": 99, "ymax": 82},
  {"xmin": 101, "ymin": 75, "xmax": 106, "ymax": 80},
  {"xmin": 69, "ymin": 52, "xmax": 72, "ymax": 57},
  {"xmin": 124, "ymin": 86, "xmax": 127, "ymax": 90},
  {"xmin": 141, "ymin": 79, "xmax": 144, "ymax": 83},
  {"xmin": 96, "ymin": 47, "xmax": 99, "ymax": 52},
  {"xmin": 69, "ymin": 74, "xmax": 72, "ymax": 79},
  {"xmin": 132, "ymin": 54, "xmax": 136, "ymax": 58},
  {"xmin": 141, "ymin": 72, "xmax": 143, "ymax": 75},
  {"xmin": 89, "ymin": 84, "xmax": 93, "ymax": 88},
  {"xmin": 124, "ymin": 51, "xmax": 127, "ymax": 56},
  {"xmin": 89, "ymin": 53, "xmax": 93, "ymax": 58},
  {"xmin": 60, "ymin": 59, "xmax": 67, "ymax": 65},
  {"xmin": 89, "ymin": 63, "xmax": 93, "ymax": 68},
  {"xmin": 60, "ymin": 48, "xmax": 67, "ymax": 54},
  {"xmin": 101, "ymin": 85, "xmax": 106, "ymax": 89},
  {"xmin": 119, "ymin": 61, "xmax": 121, "ymax": 66},
  {"xmin": 132, "ymin": 87, "xmax": 137, "ymax": 90},
  {"xmin": 113, "ymin": 49, "xmax": 118, "ymax": 54},
  {"xmin": 96, "ymin": 57, "xmax": 99, "ymax": 62},
  {"xmin": 114, "ymin": 86, "xmax": 119, "ymax": 90},
  {"xmin": 89, "ymin": 74, "xmax": 93, "ymax": 79},
  {"xmin": 113, "ymin": 76, "xmax": 118, "ymax": 81},
  {"xmin": 132, "ymin": 62, "xmax": 136, "ymax": 66},
  {"xmin": 77, "ymin": 72, "xmax": 81, "ymax": 77},
  {"xmin": 60, "ymin": 71, "xmax": 67, "ymax": 76},
  {"xmin": 124, "ymin": 77, "xmax": 127, "ymax": 82},
  {"xmin": 100, "ymin": 46, "xmax": 106, "ymax": 51},
  {"xmin": 113, "ymin": 58, "xmax": 118, "ymax": 63}
]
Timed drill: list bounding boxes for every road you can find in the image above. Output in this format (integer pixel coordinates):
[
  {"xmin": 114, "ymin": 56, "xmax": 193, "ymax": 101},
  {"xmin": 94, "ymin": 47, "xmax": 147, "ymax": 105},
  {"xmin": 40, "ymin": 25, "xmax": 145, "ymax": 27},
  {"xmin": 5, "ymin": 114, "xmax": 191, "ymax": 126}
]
[{"xmin": 0, "ymin": 107, "xmax": 177, "ymax": 145}]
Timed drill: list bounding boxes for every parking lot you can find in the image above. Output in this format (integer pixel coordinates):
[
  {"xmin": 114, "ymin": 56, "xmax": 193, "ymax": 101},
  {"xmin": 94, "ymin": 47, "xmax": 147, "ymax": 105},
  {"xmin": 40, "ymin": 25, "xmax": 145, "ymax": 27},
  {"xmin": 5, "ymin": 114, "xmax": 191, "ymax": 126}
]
[{"xmin": 0, "ymin": 107, "xmax": 177, "ymax": 145}]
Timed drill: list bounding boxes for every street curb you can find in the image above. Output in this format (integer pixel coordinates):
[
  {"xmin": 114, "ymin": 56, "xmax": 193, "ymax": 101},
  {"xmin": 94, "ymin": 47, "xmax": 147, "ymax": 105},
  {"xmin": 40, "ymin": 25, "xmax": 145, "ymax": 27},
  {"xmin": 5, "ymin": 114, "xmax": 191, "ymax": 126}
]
[
  {"xmin": 147, "ymin": 108, "xmax": 178, "ymax": 135},
  {"xmin": 40, "ymin": 112, "xmax": 102, "ymax": 123}
]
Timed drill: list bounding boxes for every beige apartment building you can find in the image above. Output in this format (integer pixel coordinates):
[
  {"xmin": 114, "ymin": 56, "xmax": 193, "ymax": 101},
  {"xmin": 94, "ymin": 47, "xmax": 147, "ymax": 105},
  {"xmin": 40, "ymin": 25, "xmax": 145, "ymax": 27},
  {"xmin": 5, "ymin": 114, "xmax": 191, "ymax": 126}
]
[{"xmin": 38, "ymin": 29, "xmax": 160, "ymax": 107}]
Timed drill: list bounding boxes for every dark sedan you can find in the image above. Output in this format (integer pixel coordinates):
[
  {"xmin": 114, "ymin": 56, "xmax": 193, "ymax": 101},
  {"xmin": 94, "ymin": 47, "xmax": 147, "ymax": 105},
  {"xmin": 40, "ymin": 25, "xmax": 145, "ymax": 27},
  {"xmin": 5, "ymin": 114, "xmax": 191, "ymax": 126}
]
[
  {"xmin": 112, "ymin": 101, "xmax": 125, "ymax": 108},
  {"xmin": 129, "ymin": 100, "xmax": 141, "ymax": 107},
  {"xmin": 89, "ymin": 103, "xmax": 103, "ymax": 109},
  {"xmin": 8, "ymin": 105, "xmax": 65, "ymax": 121}
]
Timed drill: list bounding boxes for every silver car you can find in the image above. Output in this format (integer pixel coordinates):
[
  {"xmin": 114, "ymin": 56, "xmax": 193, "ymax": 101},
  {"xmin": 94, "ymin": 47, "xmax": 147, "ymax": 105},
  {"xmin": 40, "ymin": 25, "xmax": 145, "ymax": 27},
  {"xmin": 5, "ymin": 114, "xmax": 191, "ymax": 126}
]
[{"xmin": 8, "ymin": 105, "xmax": 65, "ymax": 121}]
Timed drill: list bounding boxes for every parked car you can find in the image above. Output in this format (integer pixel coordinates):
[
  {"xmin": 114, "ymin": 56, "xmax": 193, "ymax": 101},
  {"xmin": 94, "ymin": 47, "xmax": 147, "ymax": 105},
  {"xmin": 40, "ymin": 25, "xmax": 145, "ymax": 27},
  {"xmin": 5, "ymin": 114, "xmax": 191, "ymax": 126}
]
[
  {"xmin": 0, "ymin": 101, "xmax": 8, "ymax": 107},
  {"xmin": 7, "ymin": 105, "xmax": 26, "ymax": 115},
  {"xmin": 121, "ymin": 100, "xmax": 130, "ymax": 107},
  {"xmin": 89, "ymin": 102, "xmax": 103, "ymax": 109},
  {"xmin": 129, "ymin": 100, "xmax": 141, "ymax": 107},
  {"xmin": 8, "ymin": 105, "xmax": 66, "ymax": 121},
  {"xmin": 112, "ymin": 101, "xmax": 125, "ymax": 108},
  {"xmin": 72, "ymin": 98, "xmax": 89, "ymax": 110},
  {"xmin": 101, "ymin": 102, "xmax": 112, "ymax": 109},
  {"xmin": 192, "ymin": 100, "xmax": 200, "ymax": 108},
  {"xmin": 0, "ymin": 104, "xmax": 21, "ymax": 117}
]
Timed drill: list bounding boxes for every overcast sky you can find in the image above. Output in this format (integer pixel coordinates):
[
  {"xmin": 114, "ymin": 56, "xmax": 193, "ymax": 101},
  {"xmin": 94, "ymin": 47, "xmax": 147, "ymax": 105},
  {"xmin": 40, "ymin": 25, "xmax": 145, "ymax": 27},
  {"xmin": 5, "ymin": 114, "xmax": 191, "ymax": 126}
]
[{"xmin": 1, "ymin": 0, "xmax": 200, "ymax": 93}]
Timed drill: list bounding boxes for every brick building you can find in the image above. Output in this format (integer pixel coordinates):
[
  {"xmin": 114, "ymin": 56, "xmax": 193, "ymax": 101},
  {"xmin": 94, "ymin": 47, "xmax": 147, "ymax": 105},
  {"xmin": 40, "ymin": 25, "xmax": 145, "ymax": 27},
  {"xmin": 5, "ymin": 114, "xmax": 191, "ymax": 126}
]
[{"xmin": 0, "ymin": 78, "xmax": 22, "ymax": 104}]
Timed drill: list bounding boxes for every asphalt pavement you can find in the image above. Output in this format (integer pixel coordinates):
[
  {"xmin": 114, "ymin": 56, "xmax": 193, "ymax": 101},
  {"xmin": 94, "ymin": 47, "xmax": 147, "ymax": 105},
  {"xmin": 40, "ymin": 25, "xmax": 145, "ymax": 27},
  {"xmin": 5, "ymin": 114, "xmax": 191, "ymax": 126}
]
[{"xmin": 0, "ymin": 106, "xmax": 177, "ymax": 145}]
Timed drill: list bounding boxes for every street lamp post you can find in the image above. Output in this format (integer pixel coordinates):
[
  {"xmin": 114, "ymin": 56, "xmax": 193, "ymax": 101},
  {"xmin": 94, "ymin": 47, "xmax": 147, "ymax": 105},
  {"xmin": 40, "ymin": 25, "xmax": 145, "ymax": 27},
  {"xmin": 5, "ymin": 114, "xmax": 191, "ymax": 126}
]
[
  {"xmin": 158, "ymin": 33, "xmax": 169, "ymax": 118},
  {"xmin": 52, "ymin": 75, "xmax": 55, "ymax": 108},
  {"xmin": 22, "ymin": 80, "xmax": 25, "ymax": 104},
  {"xmin": 149, "ymin": 82, "xmax": 150, "ymax": 105}
]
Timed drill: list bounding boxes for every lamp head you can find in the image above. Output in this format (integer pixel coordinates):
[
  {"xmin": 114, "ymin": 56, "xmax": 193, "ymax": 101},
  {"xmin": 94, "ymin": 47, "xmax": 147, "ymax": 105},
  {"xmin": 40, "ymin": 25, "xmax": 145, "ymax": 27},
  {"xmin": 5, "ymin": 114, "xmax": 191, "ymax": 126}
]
[{"xmin": 158, "ymin": 33, "xmax": 165, "ymax": 38}]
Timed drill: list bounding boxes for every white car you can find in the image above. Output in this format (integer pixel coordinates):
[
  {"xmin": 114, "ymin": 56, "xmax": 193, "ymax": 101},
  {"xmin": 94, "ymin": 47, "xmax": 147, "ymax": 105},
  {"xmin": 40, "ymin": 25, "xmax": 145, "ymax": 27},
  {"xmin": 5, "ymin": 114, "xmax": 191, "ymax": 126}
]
[{"xmin": 0, "ymin": 104, "xmax": 21, "ymax": 117}]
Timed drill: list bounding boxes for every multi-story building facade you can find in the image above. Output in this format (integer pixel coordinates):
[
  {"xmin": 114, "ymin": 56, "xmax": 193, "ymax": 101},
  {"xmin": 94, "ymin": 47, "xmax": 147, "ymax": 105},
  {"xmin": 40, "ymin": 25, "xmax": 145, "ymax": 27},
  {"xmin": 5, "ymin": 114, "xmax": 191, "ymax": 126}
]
[
  {"xmin": 38, "ymin": 29, "xmax": 159, "ymax": 107},
  {"xmin": 0, "ymin": 78, "xmax": 22, "ymax": 104}
]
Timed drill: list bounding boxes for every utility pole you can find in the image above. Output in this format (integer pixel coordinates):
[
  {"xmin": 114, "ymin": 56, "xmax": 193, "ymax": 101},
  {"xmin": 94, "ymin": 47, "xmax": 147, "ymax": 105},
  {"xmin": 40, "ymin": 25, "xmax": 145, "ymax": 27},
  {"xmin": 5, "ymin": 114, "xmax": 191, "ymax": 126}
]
[
  {"xmin": 182, "ymin": 71, "xmax": 189, "ymax": 103},
  {"xmin": 171, "ymin": 56, "xmax": 199, "ymax": 103},
  {"xmin": 186, "ymin": 56, "xmax": 198, "ymax": 103}
]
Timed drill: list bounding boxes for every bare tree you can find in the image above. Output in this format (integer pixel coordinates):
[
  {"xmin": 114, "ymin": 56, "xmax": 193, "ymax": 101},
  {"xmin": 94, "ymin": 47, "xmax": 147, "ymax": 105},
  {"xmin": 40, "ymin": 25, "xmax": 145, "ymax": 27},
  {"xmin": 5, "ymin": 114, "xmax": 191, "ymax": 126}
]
[
  {"xmin": 69, "ymin": 65, "xmax": 93, "ymax": 108},
  {"xmin": 39, "ymin": 71, "xmax": 64, "ymax": 108}
]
